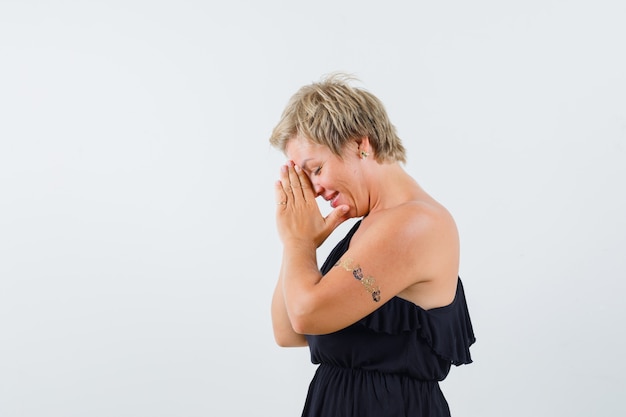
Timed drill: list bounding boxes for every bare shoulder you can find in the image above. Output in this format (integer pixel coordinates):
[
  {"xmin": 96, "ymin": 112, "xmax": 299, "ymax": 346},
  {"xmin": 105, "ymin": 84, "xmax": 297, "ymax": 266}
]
[
  {"xmin": 357, "ymin": 199, "xmax": 458, "ymax": 249},
  {"xmin": 352, "ymin": 200, "xmax": 460, "ymax": 309}
]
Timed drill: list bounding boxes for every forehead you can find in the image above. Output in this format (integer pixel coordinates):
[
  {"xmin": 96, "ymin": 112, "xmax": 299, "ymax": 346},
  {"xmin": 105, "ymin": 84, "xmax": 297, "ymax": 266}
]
[{"xmin": 285, "ymin": 135, "xmax": 329, "ymax": 161}]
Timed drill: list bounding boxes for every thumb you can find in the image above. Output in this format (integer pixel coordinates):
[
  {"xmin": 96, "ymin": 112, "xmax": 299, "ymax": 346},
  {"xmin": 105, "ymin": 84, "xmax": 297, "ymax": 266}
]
[{"xmin": 324, "ymin": 205, "xmax": 350, "ymax": 231}]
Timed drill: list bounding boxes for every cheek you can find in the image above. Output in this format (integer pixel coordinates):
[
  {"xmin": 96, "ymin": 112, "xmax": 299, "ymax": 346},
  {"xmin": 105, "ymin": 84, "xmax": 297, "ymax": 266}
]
[
  {"xmin": 319, "ymin": 169, "xmax": 336, "ymax": 186},
  {"xmin": 311, "ymin": 175, "xmax": 325, "ymax": 190}
]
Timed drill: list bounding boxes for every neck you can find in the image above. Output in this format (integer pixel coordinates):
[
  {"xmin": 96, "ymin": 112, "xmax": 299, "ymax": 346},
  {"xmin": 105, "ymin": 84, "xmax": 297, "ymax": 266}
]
[{"xmin": 362, "ymin": 162, "xmax": 422, "ymax": 215}]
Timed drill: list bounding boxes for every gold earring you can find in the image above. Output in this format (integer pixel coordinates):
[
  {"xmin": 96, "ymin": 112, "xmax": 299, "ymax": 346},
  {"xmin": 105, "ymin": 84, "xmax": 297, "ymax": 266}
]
[{"xmin": 360, "ymin": 150, "xmax": 369, "ymax": 159}]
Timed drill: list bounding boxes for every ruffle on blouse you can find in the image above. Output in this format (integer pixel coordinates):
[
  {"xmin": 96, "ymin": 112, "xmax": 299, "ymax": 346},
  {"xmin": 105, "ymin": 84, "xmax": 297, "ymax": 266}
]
[{"xmin": 357, "ymin": 278, "xmax": 476, "ymax": 366}]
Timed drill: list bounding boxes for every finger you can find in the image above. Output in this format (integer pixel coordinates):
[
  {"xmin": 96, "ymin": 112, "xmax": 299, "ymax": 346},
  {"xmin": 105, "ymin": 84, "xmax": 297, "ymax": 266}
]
[
  {"xmin": 324, "ymin": 205, "xmax": 350, "ymax": 230},
  {"xmin": 279, "ymin": 164, "xmax": 294, "ymax": 199},
  {"xmin": 294, "ymin": 164, "xmax": 315, "ymax": 201},
  {"xmin": 286, "ymin": 162, "xmax": 305, "ymax": 203},
  {"xmin": 274, "ymin": 180, "xmax": 287, "ymax": 208}
]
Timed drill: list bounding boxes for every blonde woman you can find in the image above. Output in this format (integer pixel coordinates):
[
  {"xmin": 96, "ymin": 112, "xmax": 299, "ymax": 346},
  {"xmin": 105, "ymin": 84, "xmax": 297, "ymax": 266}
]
[{"xmin": 270, "ymin": 74, "xmax": 475, "ymax": 417}]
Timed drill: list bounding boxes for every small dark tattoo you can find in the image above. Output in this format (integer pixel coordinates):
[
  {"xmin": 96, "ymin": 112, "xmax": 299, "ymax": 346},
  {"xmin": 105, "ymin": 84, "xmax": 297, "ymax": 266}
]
[{"xmin": 335, "ymin": 258, "xmax": 381, "ymax": 302}]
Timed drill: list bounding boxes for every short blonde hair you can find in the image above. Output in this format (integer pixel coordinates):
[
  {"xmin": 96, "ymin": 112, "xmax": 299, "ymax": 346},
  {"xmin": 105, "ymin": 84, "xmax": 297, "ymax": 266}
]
[{"xmin": 269, "ymin": 73, "xmax": 406, "ymax": 163}]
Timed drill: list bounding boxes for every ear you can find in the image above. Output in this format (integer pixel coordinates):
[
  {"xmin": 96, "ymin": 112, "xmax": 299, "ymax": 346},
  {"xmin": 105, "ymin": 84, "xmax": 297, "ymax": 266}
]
[
  {"xmin": 355, "ymin": 136, "xmax": 371, "ymax": 153},
  {"xmin": 355, "ymin": 136, "xmax": 372, "ymax": 159}
]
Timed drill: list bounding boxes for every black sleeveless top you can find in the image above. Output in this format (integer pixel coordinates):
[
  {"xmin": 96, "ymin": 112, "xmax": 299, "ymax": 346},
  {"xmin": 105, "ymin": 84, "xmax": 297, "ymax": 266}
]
[{"xmin": 302, "ymin": 220, "xmax": 476, "ymax": 417}]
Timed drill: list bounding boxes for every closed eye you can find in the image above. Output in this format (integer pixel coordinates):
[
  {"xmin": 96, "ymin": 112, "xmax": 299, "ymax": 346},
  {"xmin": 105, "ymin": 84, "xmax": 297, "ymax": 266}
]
[{"xmin": 313, "ymin": 166, "xmax": 322, "ymax": 175}]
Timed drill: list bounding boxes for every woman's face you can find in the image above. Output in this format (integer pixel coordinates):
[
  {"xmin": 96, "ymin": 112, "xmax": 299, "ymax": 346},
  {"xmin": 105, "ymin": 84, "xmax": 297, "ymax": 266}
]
[{"xmin": 285, "ymin": 136, "xmax": 365, "ymax": 216}]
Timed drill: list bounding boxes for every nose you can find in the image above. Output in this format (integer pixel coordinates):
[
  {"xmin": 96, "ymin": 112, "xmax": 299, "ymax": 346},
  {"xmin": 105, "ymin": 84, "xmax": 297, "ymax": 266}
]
[{"xmin": 312, "ymin": 181, "xmax": 323, "ymax": 197}]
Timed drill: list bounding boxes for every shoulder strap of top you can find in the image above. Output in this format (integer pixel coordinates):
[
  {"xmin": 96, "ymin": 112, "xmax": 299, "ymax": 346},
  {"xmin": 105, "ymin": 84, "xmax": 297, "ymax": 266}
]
[{"xmin": 320, "ymin": 220, "xmax": 362, "ymax": 275}]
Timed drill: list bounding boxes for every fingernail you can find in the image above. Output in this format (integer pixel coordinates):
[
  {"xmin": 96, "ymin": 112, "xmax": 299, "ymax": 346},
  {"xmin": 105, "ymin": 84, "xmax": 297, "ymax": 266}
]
[
  {"xmin": 280, "ymin": 165, "xmax": 287, "ymax": 173},
  {"xmin": 294, "ymin": 165, "xmax": 301, "ymax": 172}
]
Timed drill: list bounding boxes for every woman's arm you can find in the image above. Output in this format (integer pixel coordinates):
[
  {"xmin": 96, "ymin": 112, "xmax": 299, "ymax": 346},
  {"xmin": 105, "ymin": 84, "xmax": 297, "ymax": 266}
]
[{"xmin": 271, "ymin": 263, "xmax": 308, "ymax": 347}]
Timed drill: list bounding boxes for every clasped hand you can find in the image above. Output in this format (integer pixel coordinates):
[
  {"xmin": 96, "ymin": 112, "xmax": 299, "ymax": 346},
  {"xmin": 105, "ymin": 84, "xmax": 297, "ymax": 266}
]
[{"xmin": 275, "ymin": 161, "xmax": 348, "ymax": 249}]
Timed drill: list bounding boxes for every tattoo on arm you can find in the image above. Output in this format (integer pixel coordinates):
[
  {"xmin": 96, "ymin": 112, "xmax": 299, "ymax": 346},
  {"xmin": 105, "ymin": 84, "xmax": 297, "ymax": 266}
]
[{"xmin": 334, "ymin": 258, "xmax": 381, "ymax": 302}]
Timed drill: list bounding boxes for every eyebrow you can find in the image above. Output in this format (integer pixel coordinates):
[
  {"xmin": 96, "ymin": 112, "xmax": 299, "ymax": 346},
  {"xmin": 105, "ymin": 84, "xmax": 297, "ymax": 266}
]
[{"xmin": 300, "ymin": 158, "xmax": 313, "ymax": 171}]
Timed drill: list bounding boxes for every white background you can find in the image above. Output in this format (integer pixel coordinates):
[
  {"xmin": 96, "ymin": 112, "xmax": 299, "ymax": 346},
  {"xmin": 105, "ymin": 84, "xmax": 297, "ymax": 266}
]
[{"xmin": 1, "ymin": 1, "xmax": 625, "ymax": 416}]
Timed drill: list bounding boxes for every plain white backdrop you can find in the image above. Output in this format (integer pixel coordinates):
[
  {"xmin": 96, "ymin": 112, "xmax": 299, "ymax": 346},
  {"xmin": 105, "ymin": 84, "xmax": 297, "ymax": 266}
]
[{"xmin": 1, "ymin": 1, "xmax": 625, "ymax": 416}]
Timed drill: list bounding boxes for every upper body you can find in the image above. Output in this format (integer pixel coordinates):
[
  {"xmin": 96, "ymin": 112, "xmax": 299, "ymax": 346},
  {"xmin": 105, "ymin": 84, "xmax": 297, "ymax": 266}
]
[{"xmin": 269, "ymin": 74, "xmax": 461, "ymax": 348}]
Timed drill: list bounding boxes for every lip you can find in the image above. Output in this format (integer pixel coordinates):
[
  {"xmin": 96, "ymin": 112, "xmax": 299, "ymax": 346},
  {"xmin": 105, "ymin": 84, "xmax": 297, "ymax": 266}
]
[{"xmin": 329, "ymin": 193, "xmax": 340, "ymax": 208}]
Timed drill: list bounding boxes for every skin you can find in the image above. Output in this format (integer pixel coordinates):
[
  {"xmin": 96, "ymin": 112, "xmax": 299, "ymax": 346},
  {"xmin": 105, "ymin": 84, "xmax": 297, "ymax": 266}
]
[{"xmin": 271, "ymin": 135, "xmax": 460, "ymax": 347}]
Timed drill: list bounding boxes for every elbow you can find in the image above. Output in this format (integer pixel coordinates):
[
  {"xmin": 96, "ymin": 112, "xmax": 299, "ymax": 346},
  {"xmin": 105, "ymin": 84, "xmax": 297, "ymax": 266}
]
[
  {"xmin": 288, "ymin": 306, "xmax": 325, "ymax": 335},
  {"xmin": 274, "ymin": 337, "xmax": 291, "ymax": 348},
  {"xmin": 274, "ymin": 335, "xmax": 305, "ymax": 348},
  {"xmin": 272, "ymin": 328, "xmax": 308, "ymax": 347},
  {"xmin": 289, "ymin": 305, "xmax": 346, "ymax": 336},
  {"xmin": 289, "ymin": 315, "xmax": 315, "ymax": 335},
  {"xmin": 285, "ymin": 293, "xmax": 331, "ymax": 335}
]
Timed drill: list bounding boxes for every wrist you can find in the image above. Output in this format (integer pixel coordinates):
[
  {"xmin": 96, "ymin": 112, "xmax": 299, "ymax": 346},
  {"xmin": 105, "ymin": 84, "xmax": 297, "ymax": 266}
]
[{"xmin": 282, "ymin": 238, "xmax": 317, "ymax": 254}]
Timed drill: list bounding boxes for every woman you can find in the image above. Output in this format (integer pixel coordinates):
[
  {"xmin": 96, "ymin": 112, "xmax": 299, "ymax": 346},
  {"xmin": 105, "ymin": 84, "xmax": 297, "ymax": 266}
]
[{"xmin": 269, "ymin": 74, "xmax": 475, "ymax": 417}]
